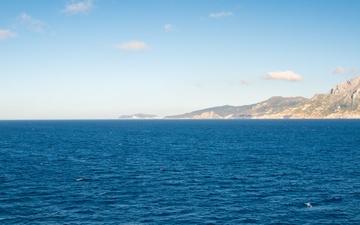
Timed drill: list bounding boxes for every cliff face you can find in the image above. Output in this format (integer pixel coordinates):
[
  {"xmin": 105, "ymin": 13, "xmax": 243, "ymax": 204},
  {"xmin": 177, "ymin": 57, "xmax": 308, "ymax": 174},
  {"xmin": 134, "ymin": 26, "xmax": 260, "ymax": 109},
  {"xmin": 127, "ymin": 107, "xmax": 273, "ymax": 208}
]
[{"xmin": 166, "ymin": 76, "xmax": 360, "ymax": 119}]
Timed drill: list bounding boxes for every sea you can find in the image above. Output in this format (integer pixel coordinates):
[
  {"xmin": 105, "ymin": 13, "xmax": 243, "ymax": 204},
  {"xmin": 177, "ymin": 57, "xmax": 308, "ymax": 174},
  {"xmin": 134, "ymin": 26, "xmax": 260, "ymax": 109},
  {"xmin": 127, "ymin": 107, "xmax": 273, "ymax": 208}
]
[{"xmin": 0, "ymin": 119, "xmax": 360, "ymax": 224}]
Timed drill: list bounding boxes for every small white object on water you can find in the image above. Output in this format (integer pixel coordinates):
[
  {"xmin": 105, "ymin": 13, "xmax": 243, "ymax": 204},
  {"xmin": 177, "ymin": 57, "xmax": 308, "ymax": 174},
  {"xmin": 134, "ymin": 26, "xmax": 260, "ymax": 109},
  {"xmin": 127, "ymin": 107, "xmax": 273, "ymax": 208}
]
[{"xmin": 305, "ymin": 202, "xmax": 312, "ymax": 207}]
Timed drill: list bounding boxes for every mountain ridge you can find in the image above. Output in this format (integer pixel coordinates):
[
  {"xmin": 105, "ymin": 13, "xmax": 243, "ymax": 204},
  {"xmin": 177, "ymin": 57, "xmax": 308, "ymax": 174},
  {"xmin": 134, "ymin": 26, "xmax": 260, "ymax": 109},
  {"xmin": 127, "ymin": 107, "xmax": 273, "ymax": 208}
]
[
  {"xmin": 164, "ymin": 76, "xmax": 360, "ymax": 119},
  {"xmin": 164, "ymin": 96, "xmax": 309, "ymax": 119}
]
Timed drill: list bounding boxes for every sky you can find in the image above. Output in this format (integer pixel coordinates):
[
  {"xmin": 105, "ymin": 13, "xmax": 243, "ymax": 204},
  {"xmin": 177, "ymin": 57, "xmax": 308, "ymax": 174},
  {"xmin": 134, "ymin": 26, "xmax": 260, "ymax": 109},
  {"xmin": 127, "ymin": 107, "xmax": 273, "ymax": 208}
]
[{"xmin": 1, "ymin": 0, "xmax": 360, "ymax": 119}]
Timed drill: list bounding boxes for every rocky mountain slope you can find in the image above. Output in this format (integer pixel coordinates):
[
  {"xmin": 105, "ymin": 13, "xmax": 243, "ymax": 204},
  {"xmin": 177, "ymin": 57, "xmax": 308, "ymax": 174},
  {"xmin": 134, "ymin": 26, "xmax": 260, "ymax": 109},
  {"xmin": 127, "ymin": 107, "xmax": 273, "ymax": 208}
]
[
  {"xmin": 165, "ymin": 96, "xmax": 308, "ymax": 119},
  {"xmin": 165, "ymin": 76, "xmax": 360, "ymax": 119},
  {"xmin": 280, "ymin": 76, "xmax": 360, "ymax": 118}
]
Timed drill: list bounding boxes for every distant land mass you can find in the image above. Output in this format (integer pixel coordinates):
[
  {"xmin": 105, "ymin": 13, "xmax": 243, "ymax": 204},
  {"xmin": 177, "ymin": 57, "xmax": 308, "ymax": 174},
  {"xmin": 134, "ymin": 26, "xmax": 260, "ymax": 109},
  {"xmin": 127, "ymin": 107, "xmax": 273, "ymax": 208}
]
[
  {"xmin": 118, "ymin": 113, "xmax": 159, "ymax": 119},
  {"xmin": 120, "ymin": 76, "xmax": 360, "ymax": 119}
]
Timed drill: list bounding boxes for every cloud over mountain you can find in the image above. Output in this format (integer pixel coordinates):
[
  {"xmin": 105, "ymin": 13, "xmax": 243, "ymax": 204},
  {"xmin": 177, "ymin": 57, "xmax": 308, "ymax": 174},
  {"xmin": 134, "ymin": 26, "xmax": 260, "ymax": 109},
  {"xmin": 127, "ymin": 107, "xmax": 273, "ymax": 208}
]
[
  {"xmin": 333, "ymin": 67, "xmax": 345, "ymax": 75},
  {"xmin": 264, "ymin": 71, "xmax": 302, "ymax": 81}
]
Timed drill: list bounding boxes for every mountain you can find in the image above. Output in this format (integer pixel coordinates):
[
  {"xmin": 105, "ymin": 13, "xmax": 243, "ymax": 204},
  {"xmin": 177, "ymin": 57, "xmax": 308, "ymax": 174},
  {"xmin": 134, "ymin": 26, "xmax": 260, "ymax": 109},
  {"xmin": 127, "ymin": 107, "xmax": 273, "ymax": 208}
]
[
  {"xmin": 165, "ymin": 96, "xmax": 308, "ymax": 119},
  {"xmin": 165, "ymin": 76, "xmax": 360, "ymax": 119},
  {"xmin": 280, "ymin": 76, "xmax": 360, "ymax": 118},
  {"xmin": 119, "ymin": 113, "xmax": 159, "ymax": 119}
]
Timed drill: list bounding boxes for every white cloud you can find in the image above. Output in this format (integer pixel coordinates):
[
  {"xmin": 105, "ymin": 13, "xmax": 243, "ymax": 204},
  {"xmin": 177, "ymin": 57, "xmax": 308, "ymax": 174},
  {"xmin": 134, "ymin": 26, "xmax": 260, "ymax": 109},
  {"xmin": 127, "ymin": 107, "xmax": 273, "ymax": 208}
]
[
  {"xmin": 264, "ymin": 71, "xmax": 302, "ymax": 81},
  {"xmin": 164, "ymin": 24, "xmax": 173, "ymax": 32},
  {"xmin": 64, "ymin": 0, "xmax": 93, "ymax": 14},
  {"xmin": 0, "ymin": 29, "xmax": 17, "ymax": 41},
  {"xmin": 114, "ymin": 41, "xmax": 150, "ymax": 51},
  {"xmin": 209, "ymin": 11, "xmax": 234, "ymax": 18},
  {"xmin": 17, "ymin": 13, "xmax": 45, "ymax": 33},
  {"xmin": 333, "ymin": 67, "xmax": 346, "ymax": 75}
]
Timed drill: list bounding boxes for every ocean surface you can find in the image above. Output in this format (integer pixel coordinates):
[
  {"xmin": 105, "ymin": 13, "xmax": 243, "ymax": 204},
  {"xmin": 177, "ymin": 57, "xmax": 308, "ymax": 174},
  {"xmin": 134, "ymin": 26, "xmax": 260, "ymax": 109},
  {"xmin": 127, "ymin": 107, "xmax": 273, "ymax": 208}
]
[{"xmin": 1, "ymin": 120, "xmax": 360, "ymax": 224}]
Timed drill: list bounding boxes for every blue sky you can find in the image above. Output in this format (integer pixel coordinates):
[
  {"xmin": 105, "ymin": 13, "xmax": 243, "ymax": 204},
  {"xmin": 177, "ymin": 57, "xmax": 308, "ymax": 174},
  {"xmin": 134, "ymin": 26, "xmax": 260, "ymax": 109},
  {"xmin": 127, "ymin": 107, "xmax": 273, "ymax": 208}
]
[{"xmin": 1, "ymin": 0, "xmax": 359, "ymax": 119}]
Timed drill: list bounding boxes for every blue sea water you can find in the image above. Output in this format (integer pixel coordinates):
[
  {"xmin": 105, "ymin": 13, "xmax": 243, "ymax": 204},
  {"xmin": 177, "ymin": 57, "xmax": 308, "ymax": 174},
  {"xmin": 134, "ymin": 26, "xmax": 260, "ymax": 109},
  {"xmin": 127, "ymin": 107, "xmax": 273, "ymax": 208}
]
[{"xmin": 0, "ymin": 120, "xmax": 360, "ymax": 224}]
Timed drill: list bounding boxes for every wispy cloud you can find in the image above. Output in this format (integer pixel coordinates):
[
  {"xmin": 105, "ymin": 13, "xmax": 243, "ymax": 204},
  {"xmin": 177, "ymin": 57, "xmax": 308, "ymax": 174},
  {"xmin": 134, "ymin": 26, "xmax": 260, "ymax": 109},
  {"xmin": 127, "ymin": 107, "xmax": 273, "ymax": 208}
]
[
  {"xmin": 209, "ymin": 11, "xmax": 234, "ymax": 18},
  {"xmin": 350, "ymin": 68, "xmax": 360, "ymax": 76},
  {"xmin": 241, "ymin": 80, "xmax": 249, "ymax": 85},
  {"xmin": 114, "ymin": 41, "xmax": 150, "ymax": 51},
  {"xmin": 333, "ymin": 67, "xmax": 346, "ymax": 75},
  {"xmin": 64, "ymin": 0, "xmax": 93, "ymax": 15},
  {"xmin": 17, "ymin": 13, "xmax": 46, "ymax": 33},
  {"xmin": 0, "ymin": 29, "xmax": 17, "ymax": 41},
  {"xmin": 264, "ymin": 71, "xmax": 302, "ymax": 81},
  {"xmin": 164, "ymin": 24, "xmax": 173, "ymax": 32}
]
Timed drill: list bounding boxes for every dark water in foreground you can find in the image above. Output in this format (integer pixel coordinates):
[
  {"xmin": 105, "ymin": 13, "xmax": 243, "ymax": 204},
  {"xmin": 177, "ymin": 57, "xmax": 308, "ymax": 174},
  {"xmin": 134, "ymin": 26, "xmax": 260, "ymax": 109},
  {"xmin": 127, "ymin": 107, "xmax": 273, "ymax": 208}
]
[{"xmin": 1, "ymin": 120, "xmax": 360, "ymax": 224}]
